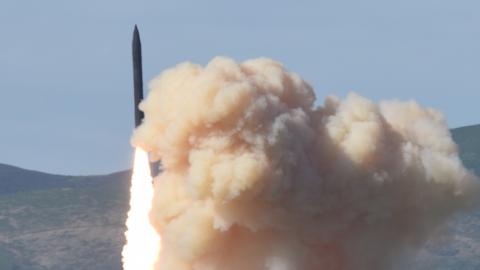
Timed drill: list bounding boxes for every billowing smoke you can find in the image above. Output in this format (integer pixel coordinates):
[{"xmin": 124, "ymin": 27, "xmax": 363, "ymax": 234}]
[{"xmin": 132, "ymin": 57, "xmax": 478, "ymax": 270}]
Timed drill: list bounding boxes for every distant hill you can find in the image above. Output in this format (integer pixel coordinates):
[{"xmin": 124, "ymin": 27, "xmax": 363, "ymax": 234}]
[
  {"xmin": 451, "ymin": 124, "xmax": 480, "ymax": 174},
  {"xmin": 0, "ymin": 125, "xmax": 479, "ymax": 270},
  {"xmin": 0, "ymin": 164, "xmax": 68, "ymax": 194},
  {"xmin": 0, "ymin": 165, "xmax": 130, "ymax": 270}
]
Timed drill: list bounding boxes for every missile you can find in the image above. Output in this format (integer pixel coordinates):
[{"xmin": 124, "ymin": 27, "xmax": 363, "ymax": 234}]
[
  {"xmin": 132, "ymin": 25, "xmax": 161, "ymax": 177},
  {"xmin": 132, "ymin": 25, "xmax": 144, "ymax": 127}
]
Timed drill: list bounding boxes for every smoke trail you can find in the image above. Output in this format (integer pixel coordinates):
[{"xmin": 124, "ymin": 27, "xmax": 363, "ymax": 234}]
[{"xmin": 132, "ymin": 57, "xmax": 478, "ymax": 270}]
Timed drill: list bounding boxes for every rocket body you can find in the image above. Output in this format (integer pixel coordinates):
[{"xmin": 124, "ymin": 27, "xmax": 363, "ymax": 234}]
[
  {"xmin": 132, "ymin": 25, "xmax": 144, "ymax": 127},
  {"xmin": 132, "ymin": 25, "xmax": 160, "ymax": 176}
]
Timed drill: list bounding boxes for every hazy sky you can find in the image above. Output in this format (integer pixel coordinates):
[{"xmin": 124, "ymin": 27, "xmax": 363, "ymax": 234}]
[{"xmin": 1, "ymin": 0, "xmax": 479, "ymax": 175}]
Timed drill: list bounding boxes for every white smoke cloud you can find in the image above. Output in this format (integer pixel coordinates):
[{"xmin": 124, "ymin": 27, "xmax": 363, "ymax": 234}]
[{"xmin": 132, "ymin": 57, "xmax": 478, "ymax": 270}]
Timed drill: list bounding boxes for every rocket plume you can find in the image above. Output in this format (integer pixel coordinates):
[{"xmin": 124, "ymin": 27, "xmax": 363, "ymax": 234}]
[
  {"xmin": 122, "ymin": 148, "xmax": 161, "ymax": 270},
  {"xmin": 132, "ymin": 57, "xmax": 478, "ymax": 270}
]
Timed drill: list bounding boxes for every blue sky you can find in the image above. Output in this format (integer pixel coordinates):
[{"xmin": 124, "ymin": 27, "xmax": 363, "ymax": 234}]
[{"xmin": 1, "ymin": 0, "xmax": 479, "ymax": 174}]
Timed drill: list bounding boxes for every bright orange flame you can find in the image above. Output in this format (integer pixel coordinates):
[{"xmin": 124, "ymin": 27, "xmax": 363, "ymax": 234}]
[{"xmin": 122, "ymin": 147, "xmax": 161, "ymax": 270}]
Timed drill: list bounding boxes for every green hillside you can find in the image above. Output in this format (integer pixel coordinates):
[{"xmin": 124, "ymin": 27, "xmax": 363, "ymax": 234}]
[{"xmin": 0, "ymin": 169, "xmax": 130, "ymax": 270}]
